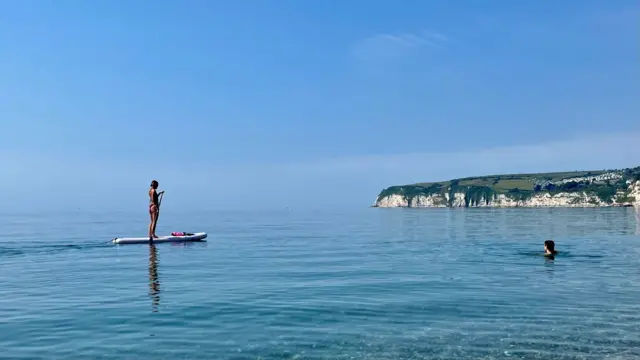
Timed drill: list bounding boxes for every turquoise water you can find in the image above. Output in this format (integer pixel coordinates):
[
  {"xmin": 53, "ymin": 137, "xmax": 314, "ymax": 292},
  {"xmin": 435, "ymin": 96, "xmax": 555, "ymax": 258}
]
[{"xmin": 2, "ymin": 207, "xmax": 640, "ymax": 359}]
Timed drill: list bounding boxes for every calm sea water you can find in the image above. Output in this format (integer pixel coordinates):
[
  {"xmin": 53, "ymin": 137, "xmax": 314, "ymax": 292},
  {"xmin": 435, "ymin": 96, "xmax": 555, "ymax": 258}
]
[{"xmin": 1, "ymin": 207, "xmax": 640, "ymax": 360}]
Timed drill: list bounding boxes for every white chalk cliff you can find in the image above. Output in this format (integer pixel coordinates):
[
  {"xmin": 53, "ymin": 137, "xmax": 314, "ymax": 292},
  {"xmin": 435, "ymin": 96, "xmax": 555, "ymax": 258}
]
[
  {"xmin": 375, "ymin": 181, "xmax": 640, "ymax": 208},
  {"xmin": 632, "ymin": 180, "xmax": 640, "ymax": 207}
]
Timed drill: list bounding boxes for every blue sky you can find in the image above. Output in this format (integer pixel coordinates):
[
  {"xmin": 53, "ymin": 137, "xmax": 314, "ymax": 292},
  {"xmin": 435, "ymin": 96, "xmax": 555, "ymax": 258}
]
[{"xmin": 1, "ymin": 0, "xmax": 638, "ymax": 212}]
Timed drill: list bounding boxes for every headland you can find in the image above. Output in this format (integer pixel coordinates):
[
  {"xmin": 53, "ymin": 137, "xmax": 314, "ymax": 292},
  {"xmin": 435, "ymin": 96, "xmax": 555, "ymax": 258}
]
[{"xmin": 373, "ymin": 166, "xmax": 640, "ymax": 208}]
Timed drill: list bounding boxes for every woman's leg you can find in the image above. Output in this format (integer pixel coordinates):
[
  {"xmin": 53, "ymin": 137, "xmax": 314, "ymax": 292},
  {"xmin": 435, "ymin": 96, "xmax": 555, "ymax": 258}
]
[
  {"xmin": 149, "ymin": 205, "xmax": 158, "ymax": 239},
  {"xmin": 151, "ymin": 208, "xmax": 159, "ymax": 238}
]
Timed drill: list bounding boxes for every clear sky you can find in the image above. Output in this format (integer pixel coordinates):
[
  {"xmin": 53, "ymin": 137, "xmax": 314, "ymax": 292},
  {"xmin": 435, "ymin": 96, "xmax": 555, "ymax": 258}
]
[{"xmin": 1, "ymin": 0, "xmax": 638, "ymax": 212}]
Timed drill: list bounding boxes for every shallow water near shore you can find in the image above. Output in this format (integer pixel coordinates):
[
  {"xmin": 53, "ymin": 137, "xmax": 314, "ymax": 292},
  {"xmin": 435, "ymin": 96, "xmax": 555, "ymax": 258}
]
[{"xmin": 1, "ymin": 207, "xmax": 640, "ymax": 359}]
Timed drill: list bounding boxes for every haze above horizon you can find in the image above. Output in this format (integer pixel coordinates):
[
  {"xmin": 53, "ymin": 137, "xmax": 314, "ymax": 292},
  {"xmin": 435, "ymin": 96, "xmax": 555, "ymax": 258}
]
[{"xmin": 1, "ymin": 0, "xmax": 638, "ymax": 212}]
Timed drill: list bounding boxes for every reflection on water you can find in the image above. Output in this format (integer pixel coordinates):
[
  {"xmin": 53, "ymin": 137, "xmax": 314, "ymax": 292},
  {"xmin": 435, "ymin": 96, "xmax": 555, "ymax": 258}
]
[
  {"xmin": 636, "ymin": 207, "xmax": 640, "ymax": 236},
  {"xmin": 2, "ymin": 208, "xmax": 640, "ymax": 359},
  {"xmin": 148, "ymin": 244, "xmax": 160, "ymax": 312},
  {"xmin": 543, "ymin": 256, "xmax": 555, "ymax": 279}
]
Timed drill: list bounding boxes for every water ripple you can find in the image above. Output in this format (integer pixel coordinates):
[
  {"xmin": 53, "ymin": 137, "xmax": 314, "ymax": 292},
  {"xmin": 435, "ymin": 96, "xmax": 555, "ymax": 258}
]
[{"xmin": 1, "ymin": 207, "xmax": 640, "ymax": 359}]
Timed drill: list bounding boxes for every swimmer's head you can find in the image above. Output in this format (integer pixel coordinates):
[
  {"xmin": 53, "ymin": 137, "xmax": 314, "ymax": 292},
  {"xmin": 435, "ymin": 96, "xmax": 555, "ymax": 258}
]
[{"xmin": 544, "ymin": 240, "xmax": 556, "ymax": 254}]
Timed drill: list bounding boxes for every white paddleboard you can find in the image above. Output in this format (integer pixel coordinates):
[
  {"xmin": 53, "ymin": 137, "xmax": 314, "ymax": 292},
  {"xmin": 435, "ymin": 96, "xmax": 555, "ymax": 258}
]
[{"xmin": 112, "ymin": 232, "xmax": 207, "ymax": 244}]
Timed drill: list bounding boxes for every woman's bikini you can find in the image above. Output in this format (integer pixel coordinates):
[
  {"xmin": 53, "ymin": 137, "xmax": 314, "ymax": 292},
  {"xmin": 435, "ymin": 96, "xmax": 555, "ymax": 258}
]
[{"xmin": 149, "ymin": 188, "xmax": 159, "ymax": 212}]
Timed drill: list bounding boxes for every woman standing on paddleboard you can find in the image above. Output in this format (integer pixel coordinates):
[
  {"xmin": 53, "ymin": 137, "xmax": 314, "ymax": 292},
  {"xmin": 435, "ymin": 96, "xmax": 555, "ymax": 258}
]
[{"xmin": 149, "ymin": 180, "xmax": 163, "ymax": 241}]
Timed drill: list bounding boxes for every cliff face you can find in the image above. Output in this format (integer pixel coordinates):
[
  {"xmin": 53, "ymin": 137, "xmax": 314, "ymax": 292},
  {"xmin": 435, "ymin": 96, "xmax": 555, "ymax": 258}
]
[
  {"xmin": 632, "ymin": 180, "xmax": 640, "ymax": 207},
  {"xmin": 375, "ymin": 180, "xmax": 640, "ymax": 208}
]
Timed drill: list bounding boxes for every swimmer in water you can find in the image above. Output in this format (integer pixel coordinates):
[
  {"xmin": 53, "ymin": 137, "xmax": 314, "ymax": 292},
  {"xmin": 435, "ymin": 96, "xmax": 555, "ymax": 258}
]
[{"xmin": 544, "ymin": 240, "xmax": 558, "ymax": 257}]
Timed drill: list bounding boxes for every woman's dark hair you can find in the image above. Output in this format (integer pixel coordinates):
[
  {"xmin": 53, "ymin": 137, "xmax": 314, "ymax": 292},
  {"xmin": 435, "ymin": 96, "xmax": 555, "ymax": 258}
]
[
  {"xmin": 544, "ymin": 240, "xmax": 556, "ymax": 253},
  {"xmin": 150, "ymin": 180, "xmax": 159, "ymax": 187}
]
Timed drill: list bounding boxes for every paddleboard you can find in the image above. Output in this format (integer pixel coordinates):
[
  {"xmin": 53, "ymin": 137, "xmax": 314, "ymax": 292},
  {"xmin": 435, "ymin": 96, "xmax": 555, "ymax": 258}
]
[{"xmin": 112, "ymin": 232, "xmax": 207, "ymax": 244}]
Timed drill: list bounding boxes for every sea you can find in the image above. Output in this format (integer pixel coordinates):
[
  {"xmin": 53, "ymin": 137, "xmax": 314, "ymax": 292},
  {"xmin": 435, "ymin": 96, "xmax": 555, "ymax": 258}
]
[{"xmin": 1, "ymin": 207, "xmax": 640, "ymax": 360}]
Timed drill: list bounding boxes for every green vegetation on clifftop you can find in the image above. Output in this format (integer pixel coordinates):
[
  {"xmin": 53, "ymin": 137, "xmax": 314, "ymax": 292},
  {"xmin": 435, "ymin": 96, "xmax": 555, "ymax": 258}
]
[{"xmin": 375, "ymin": 166, "xmax": 640, "ymax": 207}]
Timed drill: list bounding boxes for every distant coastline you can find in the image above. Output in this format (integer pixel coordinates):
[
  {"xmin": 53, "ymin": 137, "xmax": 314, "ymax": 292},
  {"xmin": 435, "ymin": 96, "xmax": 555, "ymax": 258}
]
[{"xmin": 373, "ymin": 166, "xmax": 640, "ymax": 208}]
